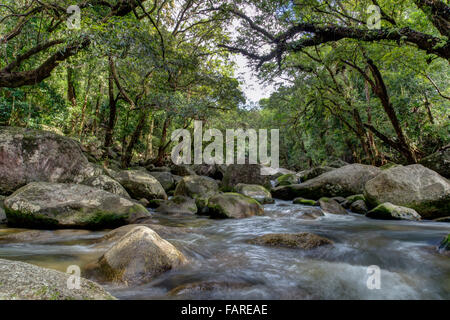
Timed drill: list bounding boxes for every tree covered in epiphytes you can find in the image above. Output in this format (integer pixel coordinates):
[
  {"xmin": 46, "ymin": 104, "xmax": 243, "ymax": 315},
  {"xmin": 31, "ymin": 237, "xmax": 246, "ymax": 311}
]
[{"xmin": 0, "ymin": 0, "xmax": 448, "ymax": 168}]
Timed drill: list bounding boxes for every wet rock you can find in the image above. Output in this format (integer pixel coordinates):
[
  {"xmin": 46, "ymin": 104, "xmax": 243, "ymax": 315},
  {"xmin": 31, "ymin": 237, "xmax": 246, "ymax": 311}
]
[
  {"xmin": 419, "ymin": 144, "xmax": 449, "ymax": 178},
  {"xmin": 364, "ymin": 164, "xmax": 450, "ymax": 219},
  {"xmin": 0, "ymin": 229, "xmax": 91, "ymax": 243},
  {"xmin": 148, "ymin": 171, "xmax": 175, "ymax": 191},
  {"xmin": 82, "ymin": 175, "xmax": 130, "ymax": 198},
  {"xmin": 293, "ymin": 198, "xmax": 317, "ymax": 206},
  {"xmin": 0, "ymin": 258, "xmax": 114, "ymax": 300},
  {"xmin": 297, "ymin": 207, "xmax": 325, "ymax": 220},
  {"xmin": 247, "ymin": 233, "xmax": 333, "ymax": 249},
  {"xmin": 94, "ymin": 224, "xmax": 187, "ymax": 246},
  {"xmin": 366, "ymin": 202, "xmax": 421, "ymax": 221},
  {"xmin": 107, "ymin": 169, "xmax": 167, "ymax": 201},
  {"xmin": 205, "ymin": 193, "xmax": 264, "ymax": 219},
  {"xmin": 234, "ymin": 183, "xmax": 272, "ymax": 204},
  {"xmin": 273, "ymin": 164, "xmax": 381, "ymax": 200},
  {"xmin": 222, "ymin": 164, "xmax": 272, "ymax": 189},
  {"xmin": 174, "ymin": 175, "xmax": 219, "ymax": 209},
  {"xmin": 87, "ymin": 226, "xmax": 187, "ymax": 285},
  {"xmin": 0, "ymin": 126, "xmax": 101, "ymax": 194},
  {"xmin": 169, "ymin": 281, "xmax": 252, "ymax": 296},
  {"xmin": 3, "ymin": 182, "xmax": 150, "ymax": 229},
  {"xmin": 155, "ymin": 196, "xmax": 197, "ymax": 215},
  {"xmin": 350, "ymin": 200, "xmax": 368, "ymax": 214},
  {"xmin": 276, "ymin": 174, "xmax": 299, "ymax": 186},
  {"xmin": 319, "ymin": 198, "xmax": 348, "ymax": 215}
]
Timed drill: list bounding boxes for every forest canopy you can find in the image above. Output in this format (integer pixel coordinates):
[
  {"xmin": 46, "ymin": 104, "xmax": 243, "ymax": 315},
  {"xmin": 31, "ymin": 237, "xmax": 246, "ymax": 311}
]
[{"xmin": 0, "ymin": 0, "xmax": 448, "ymax": 169}]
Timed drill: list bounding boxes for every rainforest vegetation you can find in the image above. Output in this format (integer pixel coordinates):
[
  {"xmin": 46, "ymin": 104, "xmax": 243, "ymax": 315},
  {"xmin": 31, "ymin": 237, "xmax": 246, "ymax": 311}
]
[{"xmin": 0, "ymin": 0, "xmax": 448, "ymax": 169}]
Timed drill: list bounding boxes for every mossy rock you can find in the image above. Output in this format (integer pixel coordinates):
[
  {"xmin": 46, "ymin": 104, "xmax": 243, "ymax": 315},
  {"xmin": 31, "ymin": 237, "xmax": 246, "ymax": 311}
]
[
  {"xmin": 318, "ymin": 197, "xmax": 348, "ymax": 215},
  {"xmin": 276, "ymin": 174, "xmax": 299, "ymax": 186},
  {"xmin": 346, "ymin": 194, "xmax": 366, "ymax": 204},
  {"xmin": 438, "ymin": 234, "xmax": 449, "ymax": 252},
  {"xmin": 205, "ymin": 193, "xmax": 264, "ymax": 219},
  {"xmin": 3, "ymin": 182, "xmax": 149, "ymax": 229},
  {"xmin": 293, "ymin": 198, "xmax": 317, "ymax": 206},
  {"xmin": 366, "ymin": 202, "xmax": 421, "ymax": 221},
  {"xmin": 247, "ymin": 233, "xmax": 333, "ymax": 250}
]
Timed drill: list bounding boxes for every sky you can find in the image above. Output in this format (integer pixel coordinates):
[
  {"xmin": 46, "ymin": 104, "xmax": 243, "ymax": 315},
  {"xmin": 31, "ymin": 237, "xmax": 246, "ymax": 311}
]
[{"xmin": 232, "ymin": 54, "xmax": 276, "ymax": 105}]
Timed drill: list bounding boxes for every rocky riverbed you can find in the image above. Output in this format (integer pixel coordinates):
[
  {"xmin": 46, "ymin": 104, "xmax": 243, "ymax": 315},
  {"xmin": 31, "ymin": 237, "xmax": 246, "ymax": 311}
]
[{"xmin": 0, "ymin": 126, "xmax": 449, "ymax": 299}]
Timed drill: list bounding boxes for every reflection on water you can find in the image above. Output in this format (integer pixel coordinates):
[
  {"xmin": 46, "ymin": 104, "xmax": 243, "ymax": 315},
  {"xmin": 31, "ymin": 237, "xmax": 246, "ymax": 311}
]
[{"xmin": 0, "ymin": 200, "xmax": 449, "ymax": 300}]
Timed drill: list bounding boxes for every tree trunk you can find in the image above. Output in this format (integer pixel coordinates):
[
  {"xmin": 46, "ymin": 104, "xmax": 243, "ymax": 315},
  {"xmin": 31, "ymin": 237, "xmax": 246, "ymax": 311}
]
[
  {"xmin": 103, "ymin": 57, "xmax": 117, "ymax": 150},
  {"xmin": 121, "ymin": 110, "xmax": 147, "ymax": 168}
]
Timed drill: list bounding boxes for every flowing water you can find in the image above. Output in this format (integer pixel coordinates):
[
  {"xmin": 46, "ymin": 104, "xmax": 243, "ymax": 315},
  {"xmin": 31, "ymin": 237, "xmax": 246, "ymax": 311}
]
[{"xmin": 0, "ymin": 200, "xmax": 449, "ymax": 300}]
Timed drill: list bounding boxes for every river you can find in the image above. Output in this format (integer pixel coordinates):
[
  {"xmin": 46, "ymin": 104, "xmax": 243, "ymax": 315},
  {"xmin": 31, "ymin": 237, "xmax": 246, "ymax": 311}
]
[{"xmin": 0, "ymin": 200, "xmax": 449, "ymax": 299}]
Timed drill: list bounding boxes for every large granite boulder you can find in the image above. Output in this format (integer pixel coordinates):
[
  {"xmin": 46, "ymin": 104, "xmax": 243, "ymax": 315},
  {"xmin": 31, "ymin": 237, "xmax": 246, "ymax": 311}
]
[
  {"xmin": 148, "ymin": 171, "xmax": 176, "ymax": 191},
  {"xmin": 205, "ymin": 193, "xmax": 264, "ymax": 219},
  {"xmin": 155, "ymin": 196, "xmax": 197, "ymax": 215},
  {"xmin": 0, "ymin": 259, "xmax": 114, "ymax": 300},
  {"xmin": 107, "ymin": 169, "xmax": 167, "ymax": 201},
  {"xmin": 82, "ymin": 175, "xmax": 130, "ymax": 198},
  {"xmin": 366, "ymin": 202, "xmax": 421, "ymax": 221},
  {"xmin": 234, "ymin": 183, "xmax": 272, "ymax": 203},
  {"xmin": 3, "ymin": 182, "xmax": 149, "ymax": 229},
  {"xmin": 273, "ymin": 164, "xmax": 381, "ymax": 200},
  {"xmin": 87, "ymin": 226, "xmax": 187, "ymax": 285},
  {"xmin": 174, "ymin": 175, "xmax": 219, "ymax": 208},
  {"xmin": 0, "ymin": 126, "xmax": 101, "ymax": 194},
  {"xmin": 419, "ymin": 145, "xmax": 449, "ymax": 178},
  {"xmin": 364, "ymin": 164, "xmax": 450, "ymax": 219},
  {"xmin": 222, "ymin": 164, "xmax": 272, "ymax": 189}
]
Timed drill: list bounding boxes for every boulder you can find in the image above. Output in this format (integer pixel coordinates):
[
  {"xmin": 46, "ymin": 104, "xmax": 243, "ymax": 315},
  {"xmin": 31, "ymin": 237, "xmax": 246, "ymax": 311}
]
[
  {"xmin": 3, "ymin": 182, "xmax": 149, "ymax": 229},
  {"xmin": 296, "ymin": 207, "xmax": 325, "ymax": 220},
  {"xmin": 419, "ymin": 144, "xmax": 449, "ymax": 178},
  {"xmin": 276, "ymin": 174, "xmax": 299, "ymax": 186},
  {"xmin": 272, "ymin": 164, "xmax": 381, "ymax": 200},
  {"xmin": 174, "ymin": 175, "xmax": 219, "ymax": 208},
  {"xmin": 94, "ymin": 224, "xmax": 187, "ymax": 245},
  {"xmin": 87, "ymin": 226, "xmax": 187, "ymax": 285},
  {"xmin": 298, "ymin": 166, "xmax": 335, "ymax": 182},
  {"xmin": 247, "ymin": 233, "xmax": 333, "ymax": 249},
  {"xmin": 364, "ymin": 164, "xmax": 450, "ymax": 219},
  {"xmin": 234, "ymin": 183, "xmax": 272, "ymax": 204},
  {"xmin": 82, "ymin": 175, "xmax": 130, "ymax": 198},
  {"xmin": 0, "ymin": 259, "xmax": 114, "ymax": 300},
  {"xmin": 318, "ymin": 198, "xmax": 348, "ymax": 215},
  {"xmin": 205, "ymin": 193, "xmax": 264, "ymax": 219},
  {"xmin": 366, "ymin": 202, "xmax": 421, "ymax": 221},
  {"xmin": 148, "ymin": 171, "xmax": 175, "ymax": 191},
  {"xmin": 0, "ymin": 126, "xmax": 101, "ymax": 194},
  {"xmin": 293, "ymin": 198, "xmax": 317, "ymax": 206},
  {"xmin": 222, "ymin": 164, "xmax": 272, "ymax": 189},
  {"xmin": 108, "ymin": 169, "xmax": 167, "ymax": 201},
  {"xmin": 191, "ymin": 164, "xmax": 225, "ymax": 180},
  {"xmin": 350, "ymin": 200, "xmax": 368, "ymax": 214},
  {"xmin": 171, "ymin": 164, "xmax": 196, "ymax": 176},
  {"xmin": 155, "ymin": 196, "xmax": 197, "ymax": 215}
]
